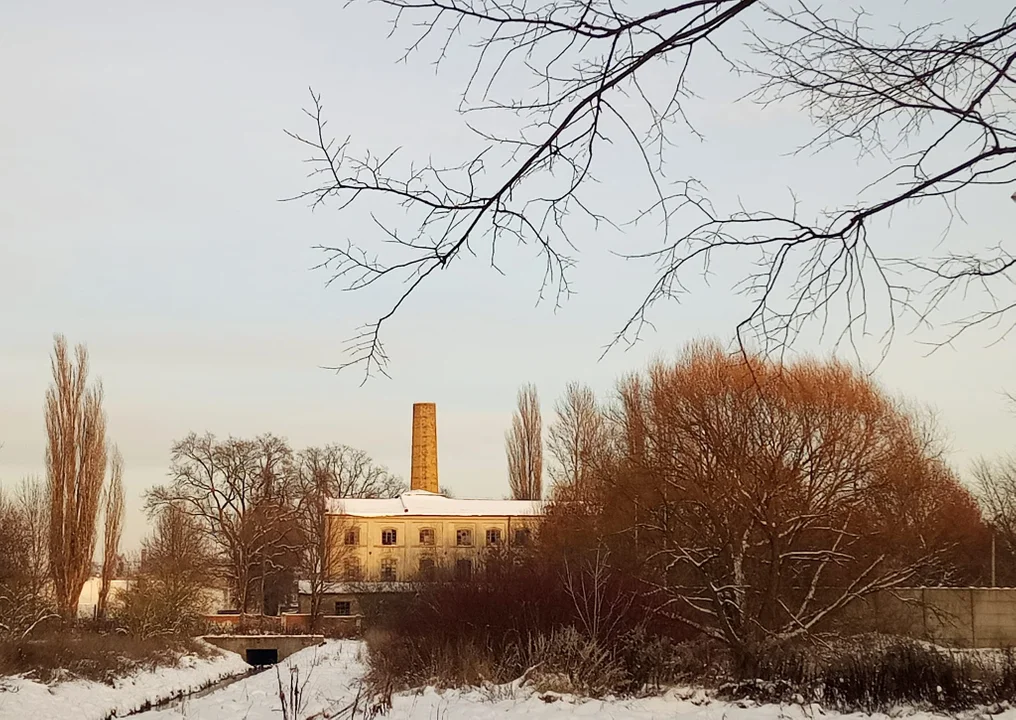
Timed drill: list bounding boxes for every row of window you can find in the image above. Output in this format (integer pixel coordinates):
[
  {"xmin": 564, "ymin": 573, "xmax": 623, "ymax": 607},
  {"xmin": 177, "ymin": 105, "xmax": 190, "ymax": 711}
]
[
  {"xmin": 344, "ymin": 527, "xmax": 531, "ymax": 547},
  {"xmin": 329, "ymin": 558, "xmax": 473, "ymax": 617},
  {"xmin": 338, "ymin": 556, "xmax": 478, "ymax": 582}
]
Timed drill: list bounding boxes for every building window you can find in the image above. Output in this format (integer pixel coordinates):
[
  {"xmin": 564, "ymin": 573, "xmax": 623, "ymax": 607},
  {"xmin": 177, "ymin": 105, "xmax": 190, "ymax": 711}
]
[
  {"xmin": 456, "ymin": 528, "xmax": 473, "ymax": 547},
  {"xmin": 380, "ymin": 558, "xmax": 398, "ymax": 582},
  {"xmin": 334, "ymin": 601, "xmax": 352, "ymax": 617},
  {"xmin": 455, "ymin": 558, "xmax": 472, "ymax": 581},
  {"xmin": 419, "ymin": 528, "xmax": 435, "ymax": 546},
  {"xmin": 419, "ymin": 557, "xmax": 436, "ymax": 581},
  {"xmin": 343, "ymin": 557, "xmax": 361, "ymax": 581},
  {"xmin": 381, "ymin": 528, "xmax": 397, "ymax": 546},
  {"xmin": 514, "ymin": 528, "xmax": 531, "ymax": 546},
  {"xmin": 485, "ymin": 528, "xmax": 502, "ymax": 546},
  {"xmin": 344, "ymin": 528, "xmax": 359, "ymax": 546}
]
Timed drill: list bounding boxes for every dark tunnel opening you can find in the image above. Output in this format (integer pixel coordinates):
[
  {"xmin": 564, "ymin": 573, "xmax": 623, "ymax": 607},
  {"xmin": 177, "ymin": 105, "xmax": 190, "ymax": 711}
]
[{"xmin": 245, "ymin": 647, "xmax": 279, "ymax": 666}]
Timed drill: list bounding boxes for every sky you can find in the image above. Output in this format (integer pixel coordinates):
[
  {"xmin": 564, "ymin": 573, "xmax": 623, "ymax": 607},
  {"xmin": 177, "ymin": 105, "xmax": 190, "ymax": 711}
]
[{"xmin": 1, "ymin": 0, "xmax": 1015, "ymax": 550}]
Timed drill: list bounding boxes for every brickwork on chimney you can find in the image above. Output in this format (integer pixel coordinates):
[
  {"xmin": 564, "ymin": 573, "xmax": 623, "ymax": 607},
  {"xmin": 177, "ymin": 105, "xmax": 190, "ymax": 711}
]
[{"xmin": 410, "ymin": 402, "xmax": 439, "ymax": 493}]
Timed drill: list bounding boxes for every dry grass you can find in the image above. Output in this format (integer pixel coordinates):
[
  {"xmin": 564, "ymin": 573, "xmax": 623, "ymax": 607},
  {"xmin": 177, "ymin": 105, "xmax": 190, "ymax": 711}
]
[
  {"xmin": 0, "ymin": 628, "xmax": 215, "ymax": 684},
  {"xmin": 725, "ymin": 634, "xmax": 1016, "ymax": 713}
]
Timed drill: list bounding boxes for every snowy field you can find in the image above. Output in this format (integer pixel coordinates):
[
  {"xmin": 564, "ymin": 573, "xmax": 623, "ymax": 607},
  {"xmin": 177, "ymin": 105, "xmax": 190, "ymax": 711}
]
[{"xmin": 3, "ymin": 639, "xmax": 1012, "ymax": 720}]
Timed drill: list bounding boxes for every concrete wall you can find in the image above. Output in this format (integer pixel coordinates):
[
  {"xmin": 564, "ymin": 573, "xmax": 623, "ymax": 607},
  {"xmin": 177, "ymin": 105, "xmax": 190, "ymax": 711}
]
[
  {"xmin": 297, "ymin": 591, "xmax": 366, "ymax": 616},
  {"xmin": 203, "ymin": 634, "xmax": 324, "ymax": 662},
  {"xmin": 856, "ymin": 588, "xmax": 1016, "ymax": 648}
]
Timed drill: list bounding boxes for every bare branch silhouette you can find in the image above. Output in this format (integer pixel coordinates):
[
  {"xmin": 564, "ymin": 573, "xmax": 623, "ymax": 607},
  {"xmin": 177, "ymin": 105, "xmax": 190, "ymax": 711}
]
[{"xmin": 287, "ymin": 0, "xmax": 1016, "ymax": 378}]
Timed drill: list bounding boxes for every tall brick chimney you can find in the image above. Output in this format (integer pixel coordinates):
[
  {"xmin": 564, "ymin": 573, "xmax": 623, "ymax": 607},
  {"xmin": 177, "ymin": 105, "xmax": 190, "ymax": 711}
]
[{"xmin": 410, "ymin": 402, "xmax": 439, "ymax": 493}]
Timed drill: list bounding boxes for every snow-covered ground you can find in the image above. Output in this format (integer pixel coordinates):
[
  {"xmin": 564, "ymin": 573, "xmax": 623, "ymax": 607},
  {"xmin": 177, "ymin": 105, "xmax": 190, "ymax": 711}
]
[
  {"xmin": 5, "ymin": 639, "xmax": 1014, "ymax": 720},
  {"xmin": 0, "ymin": 641, "xmax": 250, "ymax": 720},
  {"xmin": 133, "ymin": 640, "xmax": 365, "ymax": 720}
]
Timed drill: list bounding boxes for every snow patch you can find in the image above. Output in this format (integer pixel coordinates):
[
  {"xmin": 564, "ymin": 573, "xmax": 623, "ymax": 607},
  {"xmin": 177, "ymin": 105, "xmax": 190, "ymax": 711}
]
[{"xmin": 0, "ymin": 641, "xmax": 250, "ymax": 720}]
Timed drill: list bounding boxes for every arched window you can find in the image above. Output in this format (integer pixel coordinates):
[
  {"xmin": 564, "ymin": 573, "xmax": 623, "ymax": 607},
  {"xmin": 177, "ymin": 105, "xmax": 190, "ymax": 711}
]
[
  {"xmin": 485, "ymin": 528, "xmax": 502, "ymax": 546},
  {"xmin": 514, "ymin": 528, "xmax": 531, "ymax": 546},
  {"xmin": 381, "ymin": 528, "xmax": 397, "ymax": 546},
  {"xmin": 344, "ymin": 528, "xmax": 359, "ymax": 546},
  {"xmin": 456, "ymin": 528, "xmax": 473, "ymax": 547},
  {"xmin": 419, "ymin": 528, "xmax": 435, "ymax": 546},
  {"xmin": 380, "ymin": 558, "xmax": 398, "ymax": 582}
]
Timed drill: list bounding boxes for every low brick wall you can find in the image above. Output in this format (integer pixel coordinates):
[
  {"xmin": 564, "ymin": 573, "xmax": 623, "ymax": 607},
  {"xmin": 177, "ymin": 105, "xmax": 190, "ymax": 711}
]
[
  {"xmin": 281, "ymin": 612, "xmax": 362, "ymax": 636},
  {"xmin": 203, "ymin": 614, "xmax": 241, "ymax": 628}
]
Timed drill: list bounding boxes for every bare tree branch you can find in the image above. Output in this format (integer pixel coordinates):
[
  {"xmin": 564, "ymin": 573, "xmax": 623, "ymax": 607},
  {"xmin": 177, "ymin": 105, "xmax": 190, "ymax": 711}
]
[{"xmin": 288, "ymin": 1, "xmax": 1016, "ymax": 377}]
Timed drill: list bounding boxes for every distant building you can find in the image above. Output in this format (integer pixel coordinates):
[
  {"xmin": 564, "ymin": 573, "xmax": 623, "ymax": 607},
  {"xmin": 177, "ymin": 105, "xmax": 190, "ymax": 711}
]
[
  {"xmin": 298, "ymin": 403, "xmax": 543, "ymax": 618},
  {"xmin": 76, "ymin": 576, "xmax": 228, "ymax": 619},
  {"xmin": 326, "ymin": 489, "xmax": 542, "ymax": 584}
]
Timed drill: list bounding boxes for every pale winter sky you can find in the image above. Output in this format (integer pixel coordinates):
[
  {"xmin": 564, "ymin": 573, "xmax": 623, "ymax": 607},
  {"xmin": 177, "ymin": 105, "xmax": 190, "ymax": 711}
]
[{"xmin": 1, "ymin": 0, "xmax": 1015, "ymax": 549}]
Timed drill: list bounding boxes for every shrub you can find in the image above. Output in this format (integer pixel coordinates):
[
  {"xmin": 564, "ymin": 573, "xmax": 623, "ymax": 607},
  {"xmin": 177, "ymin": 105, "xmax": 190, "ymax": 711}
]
[
  {"xmin": 526, "ymin": 627, "xmax": 627, "ymax": 696},
  {"xmin": 0, "ymin": 628, "xmax": 213, "ymax": 683},
  {"xmin": 724, "ymin": 634, "xmax": 1016, "ymax": 713},
  {"xmin": 361, "ymin": 546, "xmax": 710, "ymax": 698},
  {"xmin": 111, "ymin": 576, "xmax": 205, "ymax": 639}
]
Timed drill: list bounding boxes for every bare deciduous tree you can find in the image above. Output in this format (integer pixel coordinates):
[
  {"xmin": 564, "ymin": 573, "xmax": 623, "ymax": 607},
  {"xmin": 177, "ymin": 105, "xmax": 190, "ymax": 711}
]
[
  {"xmin": 16, "ymin": 476, "xmax": 49, "ymax": 603},
  {"xmin": 287, "ymin": 2, "xmax": 1016, "ymax": 378},
  {"xmin": 975, "ymin": 456, "xmax": 1016, "ymax": 552},
  {"xmin": 506, "ymin": 384, "xmax": 543, "ymax": 500},
  {"xmin": 0, "ymin": 492, "xmax": 36, "ymax": 637},
  {"xmin": 562, "ymin": 342, "xmax": 960, "ymax": 654},
  {"xmin": 147, "ymin": 433, "xmax": 300, "ymax": 614},
  {"xmin": 295, "ymin": 445, "xmax": 403, "ymax": 627},
  {"xmin": 0, "ymin": 482, "xmax": 57, "ymax": 638},
  {"xmin": 97, "ymin": 447, "xmax": 125, "ymax": 619},
  {"xmin": 142, "ymin": 503, "xmax": 215, "ymax": 598},
  {"xmin": 547, "ymin": 382, "xmax": 603, "ymax": 493},
  {"xmin": 45, "ymin": 334, "xmax": 108, "ymax": 620},
  {"xmin": 113, "ymin": 503, "xmax": 216, "ymax": 638}
]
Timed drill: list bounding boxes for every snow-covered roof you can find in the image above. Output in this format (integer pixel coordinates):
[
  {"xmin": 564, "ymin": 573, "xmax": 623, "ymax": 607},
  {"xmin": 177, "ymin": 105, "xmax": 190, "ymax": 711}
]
[
  {"xmin": 297, "ymin": 580, "xmax": 419, "ymax": 595},
  {"xmin": 326, "ymin": 489, "xmax": 544, "ymax": 517}
]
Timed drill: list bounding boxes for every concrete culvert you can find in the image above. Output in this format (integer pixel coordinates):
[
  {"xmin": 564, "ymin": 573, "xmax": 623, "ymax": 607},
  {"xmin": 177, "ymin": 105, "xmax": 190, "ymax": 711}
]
[{"xmin": 245, "ymin": 648, "xmax": 279, "ymax": 666}]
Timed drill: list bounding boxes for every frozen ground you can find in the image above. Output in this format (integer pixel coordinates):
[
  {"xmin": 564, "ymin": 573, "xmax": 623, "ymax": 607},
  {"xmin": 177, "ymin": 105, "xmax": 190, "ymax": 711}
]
[
  {"xmin": 0, "ymin": 641, "xmax": 250, "ymax": 720},
  {"xmin": 4, "ymin": 639, "xmax": 1012, "ymax": 720}
]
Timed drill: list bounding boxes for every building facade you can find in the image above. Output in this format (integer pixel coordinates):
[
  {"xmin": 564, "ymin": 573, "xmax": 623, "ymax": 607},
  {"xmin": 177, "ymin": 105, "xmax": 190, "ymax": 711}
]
[
  {"xmin": 324, "ymin": 491, "xmax": 542, "ymax": 583},
  {"xmin": 303, "ymin": 402, "xmax": 544, "ymax": 618}
]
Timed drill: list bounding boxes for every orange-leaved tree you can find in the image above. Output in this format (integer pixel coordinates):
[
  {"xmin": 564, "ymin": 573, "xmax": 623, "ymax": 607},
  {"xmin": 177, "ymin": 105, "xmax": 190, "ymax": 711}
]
[{"xmin": 545, "ymin": 341, "xmax": 971, "ymax": 656}]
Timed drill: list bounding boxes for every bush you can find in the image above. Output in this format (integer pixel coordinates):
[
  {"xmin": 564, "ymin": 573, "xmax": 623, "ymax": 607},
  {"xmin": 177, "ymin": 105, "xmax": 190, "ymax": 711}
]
[
  {"xmin": 0, "ymin": 627, "xmax": 213, "ymax": 683},
  {"xmin": 526, "ymin": 627, "xmax": 627, "ymax": 696},
  {"xmin": 724, "ymin": 634, "xmax": 1016, "ymax": 713},
  {"xmin": 365, "ymin": 573, "xmax": 1016, "ymax": 713},
  {"xmin": 361, "ymin": 552, "xmax": 701, "ymax": 697},
  {"xmin": 111, "ymin": 576, "xmax": 205, "ymax": 639}
]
